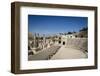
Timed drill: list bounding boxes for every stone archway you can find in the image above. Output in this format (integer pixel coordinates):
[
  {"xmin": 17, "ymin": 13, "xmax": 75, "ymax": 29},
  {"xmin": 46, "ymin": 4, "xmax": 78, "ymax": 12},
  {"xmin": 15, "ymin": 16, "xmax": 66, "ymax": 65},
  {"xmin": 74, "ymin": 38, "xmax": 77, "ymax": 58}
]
[
  {"xmin": 59, "ymin": 41, "xmax": 61, "ymax": 44},
  {"xmin": 63, "ymin": 41, "xmax": 65, "ymax": 45}
]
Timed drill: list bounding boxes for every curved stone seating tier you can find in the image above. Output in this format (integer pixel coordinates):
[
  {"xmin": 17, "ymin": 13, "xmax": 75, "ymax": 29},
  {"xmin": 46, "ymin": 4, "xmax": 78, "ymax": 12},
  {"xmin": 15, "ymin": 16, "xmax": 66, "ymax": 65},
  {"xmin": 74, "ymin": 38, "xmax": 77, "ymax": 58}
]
[{"xmin": 66, "ymin": 38, "xmax": 87, "ymax": 52}]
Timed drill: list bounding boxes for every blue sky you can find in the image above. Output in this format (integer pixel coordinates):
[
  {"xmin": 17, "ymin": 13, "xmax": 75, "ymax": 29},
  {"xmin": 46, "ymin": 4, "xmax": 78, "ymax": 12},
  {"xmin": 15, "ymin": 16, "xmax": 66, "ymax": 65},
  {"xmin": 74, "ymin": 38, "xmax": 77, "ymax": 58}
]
[{"xmin": 28, "ymin": 15, "xmax": 88, "ymax": 35}]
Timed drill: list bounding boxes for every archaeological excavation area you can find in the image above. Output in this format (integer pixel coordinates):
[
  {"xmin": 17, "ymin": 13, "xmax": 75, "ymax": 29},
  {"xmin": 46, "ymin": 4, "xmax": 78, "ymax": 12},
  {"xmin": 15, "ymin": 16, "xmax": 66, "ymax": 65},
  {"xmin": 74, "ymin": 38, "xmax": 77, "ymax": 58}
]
[{"xmin": 28, "ymin": 31, "xmax": 88, "ymax": 61}]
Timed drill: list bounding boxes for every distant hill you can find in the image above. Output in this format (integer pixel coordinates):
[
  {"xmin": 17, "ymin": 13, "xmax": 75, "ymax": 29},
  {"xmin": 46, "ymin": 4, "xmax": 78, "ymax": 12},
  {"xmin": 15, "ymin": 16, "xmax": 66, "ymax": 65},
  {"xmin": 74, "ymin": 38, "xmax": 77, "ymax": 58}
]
[
  {"xmin": 78, "ymin": 27, "xmax": 88, "ymax": 38},
  {"xmin": 77, "ymin": 31, "xmax": 88, "ymax": 38}
]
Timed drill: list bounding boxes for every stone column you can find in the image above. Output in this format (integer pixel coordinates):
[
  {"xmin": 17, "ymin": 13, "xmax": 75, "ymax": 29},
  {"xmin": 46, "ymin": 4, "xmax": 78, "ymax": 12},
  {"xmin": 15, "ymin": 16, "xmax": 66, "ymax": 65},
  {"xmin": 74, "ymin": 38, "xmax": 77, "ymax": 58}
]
[
  {"xmin": 33, "ymin": 33, "xmax": 36, "ymax": 48},
  {"xmin": 43, "ymin": 34, "xmax": 46, "ymax": 49},
  {"xmin": 37, "ymin": 33, "xmax": 39, "ymax": 48}
]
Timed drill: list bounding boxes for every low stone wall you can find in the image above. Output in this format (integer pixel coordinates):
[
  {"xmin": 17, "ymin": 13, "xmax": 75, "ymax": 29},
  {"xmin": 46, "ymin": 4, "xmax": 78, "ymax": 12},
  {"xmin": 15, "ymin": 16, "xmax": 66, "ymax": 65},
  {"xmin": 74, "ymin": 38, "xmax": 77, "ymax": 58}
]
[{"xmin": 66, "ymin": 38, "xmax": 88, "ymax": 52}]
